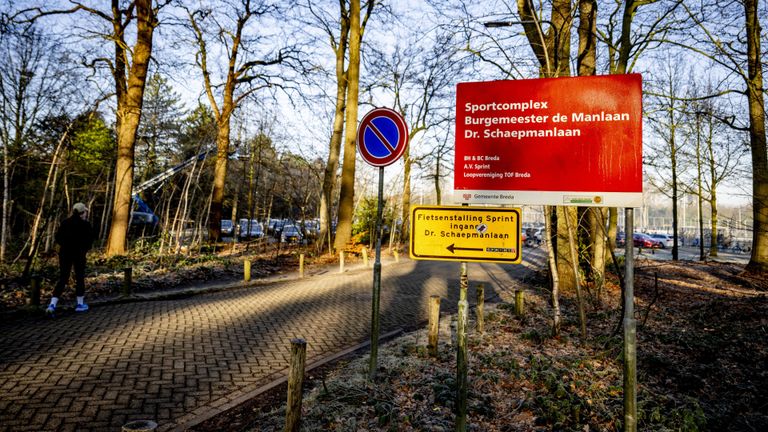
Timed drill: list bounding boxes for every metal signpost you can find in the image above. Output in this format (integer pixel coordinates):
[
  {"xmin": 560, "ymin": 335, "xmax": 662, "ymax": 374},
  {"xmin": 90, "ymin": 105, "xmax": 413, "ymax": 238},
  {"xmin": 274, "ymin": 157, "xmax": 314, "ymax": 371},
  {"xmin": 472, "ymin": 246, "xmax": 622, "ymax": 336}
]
[
  {"xmin": 451, "ymin": 74, "xmax": 643, "ymax": 430},
  {"xmin": 356, "ymin": 107, "xmax": 408, "ymax": 380}
]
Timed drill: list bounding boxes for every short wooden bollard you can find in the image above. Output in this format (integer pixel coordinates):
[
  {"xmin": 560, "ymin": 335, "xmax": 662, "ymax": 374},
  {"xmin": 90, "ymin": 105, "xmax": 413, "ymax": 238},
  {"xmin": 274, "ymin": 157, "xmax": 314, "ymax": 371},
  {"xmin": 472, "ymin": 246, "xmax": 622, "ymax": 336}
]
[
  {"xmin": 339, "ymin": 251, "xmax": 345, "ymax": 273},
  {"xmin": 515, "ymin": 289, "xmax": 524, "ymax": 317},
  {"xmin": 456, "ymin": 264, "xmax": 469, "ymax": 431},
  {"xmin": 122, "ymin": 268, "xmax": 133, "ymax": 297},
  {"xmin": 428, "ymin": 295, "xmax": 441, "ymax": 357},
  {"xmin": 244, "ymin": 260, "xmax": 251, "ymax": 282},
  {"xmin": 476, "ymin": 283, "xmax": 485, "ymax": 333},
  {"xmin": 285, "ymin": 338, "xmax": 307, "ymax": 432},
  {"xmin": 299, "ymin": 254, "xmax": 305, "ymax": 278},
  {"xmin": 362, "ymin": 247, "xmax": 369, "ymax": 267},
  {"xmin": 393, "ymin": 250, "xmax": 399, "ymax": 262},
  {"xmin": 28, "ymin": 276, "xmax": 41, "ymax": 306}
]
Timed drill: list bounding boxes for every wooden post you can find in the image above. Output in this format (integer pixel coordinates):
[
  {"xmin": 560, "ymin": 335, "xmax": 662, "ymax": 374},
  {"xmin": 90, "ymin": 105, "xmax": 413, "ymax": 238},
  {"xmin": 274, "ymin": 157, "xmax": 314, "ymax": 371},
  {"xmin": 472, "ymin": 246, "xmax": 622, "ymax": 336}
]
[
  {"xmin": 393, "ymin": 250, "xmax": 399, "ymax": 262},
  {"xmin": 339, "ymin": 250, "xmax": 345, "ymax": 273},
  {"xmin": 456, "ymin": 263, "xmax": 468, "ymax": 431},
  {"xmin": 475, "ymin": 283, "xmax": 485, "ymax": 333},
  {"xmin": 428, "ymin": 295, "xmax": 441, "ymax": 357},
  {"xmin": 515, "ymin": 290, "xmax": 524, "ymax": 317},
  {"xmin": 362, "ymin": 247, "xmax": 369, "ymax": 267},
  {"xmin": 299, "ymin": 254, "xmax": 305, "ymax": 278},
  {"xmin": 285, "ymin": 338, "xmax": 307, "ymax": 432},
  {"xmin": 122, "ymin": 267, "xmax": 133, "ymax": 297},
  {"xmin": 244, "ymin": 260, "xmax": 251, "ymax": 282},
  {"xmin": 28, "ymin": 276, "xmax": 41, "ymax": 306}
]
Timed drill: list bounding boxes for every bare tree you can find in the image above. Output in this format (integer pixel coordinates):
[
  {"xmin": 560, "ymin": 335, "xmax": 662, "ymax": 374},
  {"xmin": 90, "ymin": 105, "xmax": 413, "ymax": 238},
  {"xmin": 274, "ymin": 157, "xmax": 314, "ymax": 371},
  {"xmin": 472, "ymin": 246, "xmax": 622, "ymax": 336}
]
[
  {"xmin": 183, "ymin": 0, "xmax": 298, "ymax": 242},
  {"xmin": 305, "ymin": 0, "xmax": 350, "ymax": 254},
  {"xmin": 380, "ymin": 29, "xmax": 459, "ymax": 243},
  {"xmin": 334, "ymin": 0, "xmax": 376, "ymax": 250},
  {"xmin": 677, "ymin": 0, "xmax": 766, "ymax": 271},
  {"xmin": 15, "ymin": 0, "xmax": 163, "ymax": 256},
  {"xmin": 0, "ymin": 25, "xmax": 77, "ymax": 262},
  {"xmin": 646, "ymin": 52, "xmax": 689, "ymax": 261},
  {"xmin": 680, "ymin": 79, "xmax": 748, "ymax": 259}
]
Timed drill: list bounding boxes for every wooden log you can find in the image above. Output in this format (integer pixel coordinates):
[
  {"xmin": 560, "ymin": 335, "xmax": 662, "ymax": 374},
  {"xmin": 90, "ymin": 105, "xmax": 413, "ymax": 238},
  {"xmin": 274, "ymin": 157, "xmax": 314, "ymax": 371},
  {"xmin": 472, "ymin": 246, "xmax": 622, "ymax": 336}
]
[
  {"xmin": 299, "ymin": 254, "xmax": 305, "ymax": 278},
  {"xmin": 122, "ymin": 267, "xmax": 133, "ymax": 297},
  {"xmin": 456, "ymin": 263, "xmax": 468, "ymax": 431},
  {"xmin": 285, "ymin": 338, "xmax": 307, "ymax": 432},
  {"xmin": 28, "ymin": 275, "xmax": 41, "ymax": 306},
  {"xmin": 244, "ymin": 260, "xmax": 251, "ymax": 282},
  {"xmin": 362, "ymin": 247, "xmax": 369, "ymax": 267},
  {"xmin": 515, "ymin": 289, "xmax": 524, "ymax": 317},
  {"xmin": 339, "ymin": 250, "xmax": 345, "ymax": 273},
  {"xmin": 428, "ymin": 295, "xmax": 441, "ymax": 357}
]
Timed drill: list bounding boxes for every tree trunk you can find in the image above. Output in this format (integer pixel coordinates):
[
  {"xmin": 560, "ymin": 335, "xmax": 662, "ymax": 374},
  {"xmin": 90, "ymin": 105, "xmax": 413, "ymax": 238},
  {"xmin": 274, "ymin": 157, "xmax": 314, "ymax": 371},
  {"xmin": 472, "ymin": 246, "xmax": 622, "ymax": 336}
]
[
  {"xmin": 669, "ymin": 106, "xmax": 679, "ymax": 261},
  {"xmin": 318, "ymin": 16, "xmax": 349, "ymax": 254},
  {"xmin": 105, "ymin": 0, "xmax": 156, "ymax": 256},
  {"xmin": 518, "ymin": 0, "xmax": 575, "ymax": 293},
  {"xmin": 556, "ymin": 206, "xmax": 578, "ymax": 290},
  {"xmin": 545, "ymin": 206, "xmax": 561, "ymax": 336},
  {"xmin": 334, "ymin": 0, "xmax": 361, "ymax": 251},
  {"xmin": 1, "ymin": 129, "xmax": 9, "ymax": 262},
  {"xmin": 708, "ymin": 123, "xmax": 719, "ymax": 258},
  {"xmin": 590, "ymin": 208, "xmax": 607, "ymax": 300},
  {"xmin": 744, "ymin": 0, "xmax": 768, "ymax": 272},
  {"xmin": 208, "ymin": 118, "xmax": 230, "ymax": 243},
  {"xmin": 400, "ymin": 135, "xmax": 413, "ymax": 244}
]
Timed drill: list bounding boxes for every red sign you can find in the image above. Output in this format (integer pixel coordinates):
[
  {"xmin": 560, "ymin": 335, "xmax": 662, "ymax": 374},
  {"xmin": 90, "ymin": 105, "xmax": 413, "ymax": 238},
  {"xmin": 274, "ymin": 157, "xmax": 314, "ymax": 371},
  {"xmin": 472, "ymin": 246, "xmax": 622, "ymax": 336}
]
[
  {"xmin": 453, "ymin": 74, "xmax": 643, "ymax": 207},
  {"xmin": 357, "ymin": 108, "xmax": 409, "ymax": 167}
]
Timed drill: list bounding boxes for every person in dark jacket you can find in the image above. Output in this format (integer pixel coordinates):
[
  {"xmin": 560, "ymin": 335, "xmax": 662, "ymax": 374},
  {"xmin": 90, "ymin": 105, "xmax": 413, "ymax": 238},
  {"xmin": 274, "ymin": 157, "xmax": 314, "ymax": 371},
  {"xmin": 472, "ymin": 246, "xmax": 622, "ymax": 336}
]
[{"xmin": 46, "ymin": 202, "xmax": 94, "ymax": 316}]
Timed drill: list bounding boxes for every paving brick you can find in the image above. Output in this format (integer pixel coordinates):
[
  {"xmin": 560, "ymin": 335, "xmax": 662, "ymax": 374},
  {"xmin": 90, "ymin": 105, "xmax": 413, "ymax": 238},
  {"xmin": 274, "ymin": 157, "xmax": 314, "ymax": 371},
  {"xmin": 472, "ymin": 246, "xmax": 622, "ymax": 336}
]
[{"xmin": 0, "ymin": 255, "xmax": 538, "ymax": 431}]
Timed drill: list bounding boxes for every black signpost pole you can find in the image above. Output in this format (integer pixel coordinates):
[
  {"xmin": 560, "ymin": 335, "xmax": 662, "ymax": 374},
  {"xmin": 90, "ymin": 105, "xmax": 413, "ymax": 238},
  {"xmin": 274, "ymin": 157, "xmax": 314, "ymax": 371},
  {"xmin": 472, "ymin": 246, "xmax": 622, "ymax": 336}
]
[
  {"xmin": 369, "ymin": 166, "xmax": 384, "ymax": 380},
  {"xmin": 356, "ymin": 107, "xmax": 408, "ymax": 381}
]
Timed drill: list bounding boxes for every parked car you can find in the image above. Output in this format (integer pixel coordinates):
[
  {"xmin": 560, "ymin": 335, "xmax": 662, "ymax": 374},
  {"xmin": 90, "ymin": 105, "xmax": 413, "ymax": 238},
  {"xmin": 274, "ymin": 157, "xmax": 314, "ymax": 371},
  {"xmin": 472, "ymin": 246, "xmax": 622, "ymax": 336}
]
[
  {"xmin": 649, "ymin": 233, "xmax": 673, "ymax": 248},
  {"xmin": 248, "ymin": 222, "xmax": 264, "ymax": 239},
  {"xmin": 280, "ymin": 225, "xmax": 303, "ymax": 243},
  {"xmin": 301, "ymin": 220, "xmax": 320, "ymax": 239},
  {"xmin": 616, "ymin": 232, "xmax": 626, "ymax": 247},
  {"xmin": 633, "ymin": 233, "xmax": 662, "ymax": 248},
  {"xmin": 239, "ymin": 219, "xmax": 263, "ymax": 239},
  {"xmin": 220, "ymin": 219, "xmax": 235, "ymax": 237}
]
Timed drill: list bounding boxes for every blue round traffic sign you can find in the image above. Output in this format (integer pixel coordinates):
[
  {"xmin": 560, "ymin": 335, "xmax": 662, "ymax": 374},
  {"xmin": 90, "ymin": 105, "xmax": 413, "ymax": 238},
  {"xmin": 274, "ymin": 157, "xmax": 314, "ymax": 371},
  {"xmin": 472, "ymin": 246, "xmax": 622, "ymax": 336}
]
[{"xmin": 356, "ymin": 108, "xmax": 409, "ymax": 167}]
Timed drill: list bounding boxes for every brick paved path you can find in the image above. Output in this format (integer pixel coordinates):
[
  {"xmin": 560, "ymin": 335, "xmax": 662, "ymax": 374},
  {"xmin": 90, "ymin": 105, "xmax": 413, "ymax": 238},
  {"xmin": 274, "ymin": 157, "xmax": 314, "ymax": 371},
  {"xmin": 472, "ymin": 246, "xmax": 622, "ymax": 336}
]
[{"xmin": 0, "ymin": 251, "xmax": 545, "ymax": 431}]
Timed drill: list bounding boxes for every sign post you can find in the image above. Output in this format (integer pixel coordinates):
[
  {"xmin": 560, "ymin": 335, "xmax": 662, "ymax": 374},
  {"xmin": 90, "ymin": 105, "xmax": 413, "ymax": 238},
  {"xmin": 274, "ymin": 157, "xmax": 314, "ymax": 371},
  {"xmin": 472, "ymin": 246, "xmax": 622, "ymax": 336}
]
[
  {"xmin": 451, "ymin": 74, "xmax": 643, "ymax": 429},
  {"xmin": 356, "ymin": 107, "xmax": 408, "ymax": 380}
]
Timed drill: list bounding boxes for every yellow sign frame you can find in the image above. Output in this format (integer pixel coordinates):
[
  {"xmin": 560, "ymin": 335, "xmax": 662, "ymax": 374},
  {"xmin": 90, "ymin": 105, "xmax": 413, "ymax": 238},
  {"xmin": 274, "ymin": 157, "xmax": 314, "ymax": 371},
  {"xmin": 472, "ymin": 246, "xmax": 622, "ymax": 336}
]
[{"xmin": 409, "ymin": 205, "xmax": 522, "ymax": 264}]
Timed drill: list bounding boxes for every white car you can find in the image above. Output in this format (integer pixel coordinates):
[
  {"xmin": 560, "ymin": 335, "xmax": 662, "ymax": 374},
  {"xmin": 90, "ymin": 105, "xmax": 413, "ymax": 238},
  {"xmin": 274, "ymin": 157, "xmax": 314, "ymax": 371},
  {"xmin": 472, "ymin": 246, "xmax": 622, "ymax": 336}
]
[{"xmin": 649, "ymin": 233, "xmax": 673, "ymax": 249}]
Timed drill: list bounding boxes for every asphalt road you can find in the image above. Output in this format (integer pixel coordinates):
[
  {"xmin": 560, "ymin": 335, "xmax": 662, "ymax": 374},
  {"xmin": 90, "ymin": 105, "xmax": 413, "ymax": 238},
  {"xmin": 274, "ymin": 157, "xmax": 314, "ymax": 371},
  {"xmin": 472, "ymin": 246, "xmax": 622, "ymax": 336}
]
[{"xmin": 621, "ymin": 244, "xmax": 750, "ymax": 264}]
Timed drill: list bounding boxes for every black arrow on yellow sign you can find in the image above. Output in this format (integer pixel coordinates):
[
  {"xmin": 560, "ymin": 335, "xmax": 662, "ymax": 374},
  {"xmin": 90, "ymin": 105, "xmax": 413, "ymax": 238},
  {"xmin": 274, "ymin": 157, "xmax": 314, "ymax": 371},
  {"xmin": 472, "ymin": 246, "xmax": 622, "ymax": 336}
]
[{"xmin": 446, "ymin": 243, "xmax": 483, "ymax": 254}]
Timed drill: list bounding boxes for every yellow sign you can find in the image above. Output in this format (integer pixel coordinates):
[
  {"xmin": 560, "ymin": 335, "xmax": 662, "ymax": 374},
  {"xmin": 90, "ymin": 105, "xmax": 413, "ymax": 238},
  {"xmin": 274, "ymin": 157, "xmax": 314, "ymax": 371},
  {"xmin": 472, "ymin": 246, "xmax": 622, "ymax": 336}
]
[{"xmin": 410, "ymin": 206, "xmax": 522, "ymax": 264}]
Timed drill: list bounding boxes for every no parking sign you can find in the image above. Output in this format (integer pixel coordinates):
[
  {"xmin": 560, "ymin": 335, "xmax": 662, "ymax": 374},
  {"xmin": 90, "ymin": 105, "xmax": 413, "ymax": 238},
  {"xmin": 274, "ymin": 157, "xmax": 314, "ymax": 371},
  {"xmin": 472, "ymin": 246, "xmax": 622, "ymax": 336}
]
[
  {"xmin": 356, "ymin": 107, "xmax": 409, "ymax": 167},
  {"xmin": 356, "ymin": 107, "xmax": 409, "ymax": 379}
]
